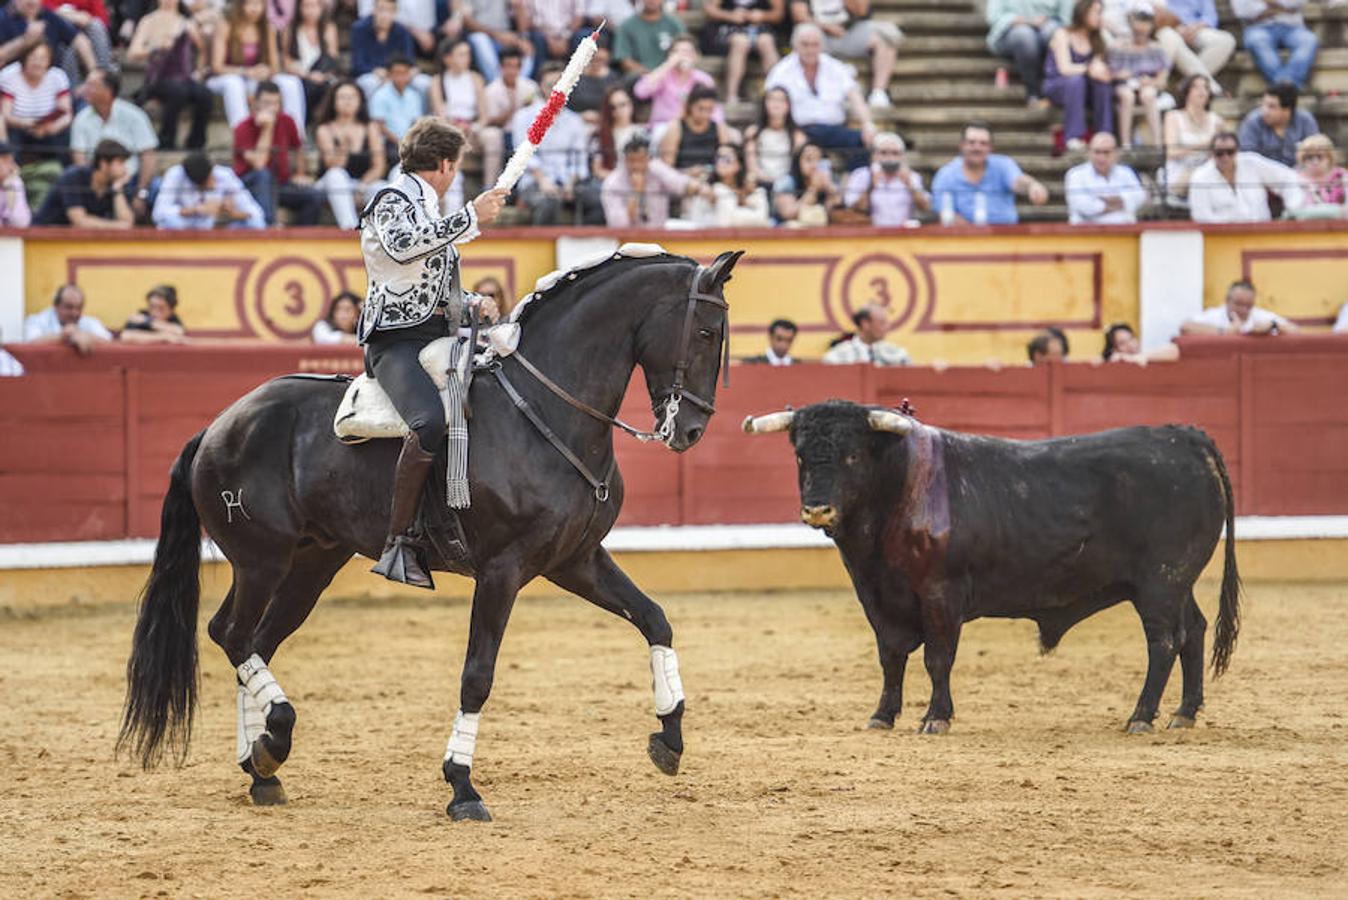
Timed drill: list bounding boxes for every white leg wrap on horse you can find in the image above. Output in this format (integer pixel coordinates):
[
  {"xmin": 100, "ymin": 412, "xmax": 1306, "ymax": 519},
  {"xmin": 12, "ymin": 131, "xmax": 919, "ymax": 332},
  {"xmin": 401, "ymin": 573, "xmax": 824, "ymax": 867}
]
[
  {"xmin": 235, "ymin": 685, "xmax": 267, "ymax": 764},
  {"xmin": 650, "ymin": 645, "xmax": 685, "ymax": 716},
  {"xmin": 444, "ymin": 710, "xmax": 481, "ymax": 768},
  {"xmin": 237, "ymin": 653, "xmax": 288, "ymax": 718}
]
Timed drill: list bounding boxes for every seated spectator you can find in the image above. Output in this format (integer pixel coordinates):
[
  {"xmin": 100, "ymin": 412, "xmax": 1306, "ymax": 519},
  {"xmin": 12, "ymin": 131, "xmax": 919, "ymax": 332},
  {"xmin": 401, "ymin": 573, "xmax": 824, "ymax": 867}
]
[
  {"xmin": 126, "ymin": 0, "xmax": 213, "ymax": 151},
  {"xmin": 822, "ymin": 304, "xmax": 909, "ymax": 365},
  {"xmin": 510, "ymin": 66, "xmax": 596, "ymax": 224},
  {"xmin": 1237, "ymin": 81, "xmax": 1318, "ymax": 169},
  {"xmin": 312, "ymin": 289, "xmax": 361, "ymax": 344},
  {"xmin": 1181, "ymin": 279, "xmax": 1298, "ymax": 335},
  {"xmin": 0, "ymin": 141, "xmax": 31, "ymax": 226},
  {"xmin": 985, "ymin": 0, "xmax": 1073, "ymax": 104},
  {"xmin": 153, "ymin": 150, "xmax": 267, "ymax": 229},
  {"xmin": 930, "ymin": 121, "xmax": 1049, "ymax": 225},
  {"xmin": 684, "ymin": 142, "xmax": 771, "ymax": 227},
  {"xmin": 33, "ymin": 138, "xmax": 133, "ymax": 227},
  {"xmin": 600, "ymin": 133, "xmax": 706, "ymax": 227},
  {"xmin": 1188, "ymin": 132, "xmax": 1301, "ymax": 223},
  {"xmin": 1043, "ymin": 0, "xmax": 1112, "ymax": 151},
  {"xmin": 1292, "ymin": 134, "xmax": 1348, "ymax": 216},
  {"xmin": 355, "ymin": 0, "xmax": 441, "ymax": 55},
  {"xmin": 744, "ymin": 86, "xmax": 806, "ymax": 188},
  {"xmin": 208, "ymin": 0, "xmax": 307, "ymax": 128},
  {"xmin": 842, "ymin": 131, "xmax": 929, "ymax": 227},
  {"xmin": 658, "ymin": 85, "xmax": 735, "ymax": 178},
  {"xmin": 591, "ymin": 84, "xmax": 638, "ymax": 180},
  {"xmin": 743, "ymin": 318, "xmax": 797, "ymax": 365},
  {"xmin": 234, "ymin": 80, "xmax": 324, "ymax": 225},
  {"xmin": 430, "ymin": 38, "xmax": 496, "ymax": 183},
  {"xmin": 1150, "ymin": 1, "xmax": 1234, "ymax": 92},
  {"xmin": 282, "ymin": 0, "xmax": 341, "ymax": 125},
  {"xmin": 635, "ymin": 35, "xmax": 718, "ymax": 129},
  {"xmin": 371, "ymin": 54, "xmax": 427, "ymax": 146},
  {"xmin": 614, "ymin": 0, "xmax": 685, "ymax": 77},
  {"xmin": 1027, "ymin": 328, "xmax": 1066, "ymax": 365},
  {"xmin": 1233, "ymin": 0, "xmax": 1317, "ymax": 91},
  {"xmin": 23, "ymin": 283, "xmax": 111, "ymax": 355},
  {"xmin": 71, "ymin": 69, "xmax": 157, "ymax": 220},
  {"xmin": 316, "ymin": 79, "xmax": 389, "ymax": 230},
  {"xmin": 1161, "ymin": 74, "xmax": 1223, "ymax": 201},
  {"xmin": 790, "ymin": 0, "xmax": 900, "ymax": 108},
  {"xmin": 571, "ymin": 33, "xmax": 618, "ymax": 118},
  {"xmin": 701, "ymin": 0, "xmax": 783, "ymax": 104},
  {"xmin": 519, "ymin": 0, "xmax": 583, "ymax": 64},
  {"xmin": 120, "ymin": 284, "xmax": 187, "ymax": 344},
  {"xmin": 1064, "ymin": 132, "xmax": 1145, "ymax": 223},
  {"xmin": 352, "ymin": 0, "xmax": 423, "ymax": 98},
  {"xmin": 765, "ymin": 23, "xmax": 876, "ymax": 170},
  {"xmin": 1101, "ymin": 321, "xmax": 1178, "ymax": 364},
  {"xmin": 1107, "ymin": 2, "xmax": 1168, "ymax": 148},
  {"xmin": 0, "ymin": 0, "xmax": 94, "ymax": 86},
  {"xmin": 483, "ymin": 47, "xmax": 537, "ymax": 178},
  {"xmin": 1, "ymin": 41, "xmax": 73, "ymax": 164},
  {"xmin": 463, "ymin": 0, "xmax": 536, "ymax": 82},
  {"xmin": 773, "ymin": 140, "xmax": 839, "ymax": 225},
  {"xmin": 42, "ymin": 0, "xmax": 113, "ymax": 70}
]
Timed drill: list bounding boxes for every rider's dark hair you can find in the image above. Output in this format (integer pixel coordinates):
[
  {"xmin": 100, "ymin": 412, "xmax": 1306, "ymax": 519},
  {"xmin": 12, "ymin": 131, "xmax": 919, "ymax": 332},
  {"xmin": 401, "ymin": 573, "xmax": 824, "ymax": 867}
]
[{"xmin": 399, "ymin": 118, "xmax": 466, "ymax": 173}]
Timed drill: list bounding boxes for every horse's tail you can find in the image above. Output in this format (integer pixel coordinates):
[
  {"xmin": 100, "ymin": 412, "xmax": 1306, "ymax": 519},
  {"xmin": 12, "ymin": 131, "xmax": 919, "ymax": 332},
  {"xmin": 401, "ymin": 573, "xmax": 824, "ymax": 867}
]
[
  {"xmin": 1208, "ymin": 439, "xmax": 1242, "ymax": 678},
  {"xmin": 117, "ymin": 430, "xmax": 206, "ymax": 769}
]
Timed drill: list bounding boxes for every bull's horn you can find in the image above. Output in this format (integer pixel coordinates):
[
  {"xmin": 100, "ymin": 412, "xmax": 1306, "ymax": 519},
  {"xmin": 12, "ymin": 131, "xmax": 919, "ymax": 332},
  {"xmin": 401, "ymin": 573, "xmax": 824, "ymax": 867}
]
[
  {"xmin": 867, "ymin": 410, "xmax": 914, "ymax": 435},
  {"xmin": 742, "ymin": 411, "xmax": 795, "ymax": 433}
]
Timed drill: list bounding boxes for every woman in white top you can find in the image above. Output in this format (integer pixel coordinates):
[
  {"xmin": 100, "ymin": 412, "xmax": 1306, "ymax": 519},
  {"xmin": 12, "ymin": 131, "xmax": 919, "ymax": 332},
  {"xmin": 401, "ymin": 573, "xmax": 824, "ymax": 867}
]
[
  {"xmin": 429, "ymin": 37, "xmax": 496, "ymax": 186},
  {"xmin": 684, "ymin": 142, "xmax": 771, "ymax": 227},
  {"xmin": 0, "ymin": 42, "xmax": 73, "ymax": 164},
  {"xmin": 1162, "ymin": 75, "xmax": 1225, "ymax": 201},
  {"xmin": 311, "ymin": 291, "xmax": 361, "ymax": 344},
  {"xmin": 315, "ymin": 79, "xmax": 389, "ymax": 230},
  {"xmin": 743, "ymin": 86, "xmax": 806, "ymax": 189},
  {"xmin": 283, "ymin": 0, "xmax": 339, "ymax": 125}
]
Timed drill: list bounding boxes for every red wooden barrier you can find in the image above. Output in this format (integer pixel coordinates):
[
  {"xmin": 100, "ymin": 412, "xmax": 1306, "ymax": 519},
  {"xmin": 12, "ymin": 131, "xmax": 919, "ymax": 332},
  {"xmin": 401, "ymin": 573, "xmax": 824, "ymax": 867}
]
[{"xmin": 3, "ymin": 340, "xmax": 1347, "ymax": 542}]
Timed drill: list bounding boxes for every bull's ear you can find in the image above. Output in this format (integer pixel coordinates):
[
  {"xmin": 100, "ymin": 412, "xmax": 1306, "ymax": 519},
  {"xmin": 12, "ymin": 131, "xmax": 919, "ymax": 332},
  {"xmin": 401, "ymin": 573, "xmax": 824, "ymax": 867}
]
[
  {"xmin": 867, "ymin": 410, "xmax": 913, "ymax": 435},
  {"xmin": 701, "ymin": 250, "xmax": 746, "ymax": 293},
  {"xmin": 743, "ymin": 410, "xmax": 794, "ymax": 434}
]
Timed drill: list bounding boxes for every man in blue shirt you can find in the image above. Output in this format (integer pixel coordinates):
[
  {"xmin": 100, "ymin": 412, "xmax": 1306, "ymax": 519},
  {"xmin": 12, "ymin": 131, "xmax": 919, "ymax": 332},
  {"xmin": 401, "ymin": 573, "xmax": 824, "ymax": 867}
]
[
  {"xmin": 0, "ymin": 0, "xmax": 95, "ymax": 82},
  {"xmin": 930, "ymin": 121, "xmax": 1048, "ymax": 225},
  {"xmin": 371, "ymin": 55, "xmax": 427, "ymax": 146},
  {"xmin": 1237, "ymin": 81, "xmax": 1319, "ymax": 168},
  {"xmin": 1153, "ymin": 0, "xmax": 1236, "ymax": 92},
  {"xmin": 353, "ymin": 0, "xmax": 429, "ymax": 99}
]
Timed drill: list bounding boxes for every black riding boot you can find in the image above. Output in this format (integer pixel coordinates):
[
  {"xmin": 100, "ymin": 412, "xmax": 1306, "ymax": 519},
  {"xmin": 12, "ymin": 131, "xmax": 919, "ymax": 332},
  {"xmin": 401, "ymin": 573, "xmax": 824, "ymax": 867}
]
[{"xmin": 371, "ymin": 432, "xmax": 436, "ymax": 589}]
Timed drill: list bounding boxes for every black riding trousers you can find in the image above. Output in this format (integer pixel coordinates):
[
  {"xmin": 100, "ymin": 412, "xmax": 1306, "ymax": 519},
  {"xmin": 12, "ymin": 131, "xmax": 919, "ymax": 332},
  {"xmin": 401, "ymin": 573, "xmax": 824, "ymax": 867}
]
[{"xmin": 364, "ymin": 317, "xmax": 450, "ymax": 454}]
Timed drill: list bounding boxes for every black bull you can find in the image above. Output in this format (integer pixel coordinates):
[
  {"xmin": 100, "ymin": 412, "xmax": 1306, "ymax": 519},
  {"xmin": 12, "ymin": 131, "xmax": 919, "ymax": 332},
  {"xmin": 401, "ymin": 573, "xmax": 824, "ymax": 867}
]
[{"xmin": 745, "ymin": 400, "xmax": 1241, "ymax": 735}]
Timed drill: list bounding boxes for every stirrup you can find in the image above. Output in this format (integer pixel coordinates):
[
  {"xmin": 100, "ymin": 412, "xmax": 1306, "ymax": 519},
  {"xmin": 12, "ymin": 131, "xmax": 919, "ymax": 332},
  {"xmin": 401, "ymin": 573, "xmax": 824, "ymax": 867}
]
[{"xmin": 371, "ymin": 535, "xmax": 435, "ymax": 590}]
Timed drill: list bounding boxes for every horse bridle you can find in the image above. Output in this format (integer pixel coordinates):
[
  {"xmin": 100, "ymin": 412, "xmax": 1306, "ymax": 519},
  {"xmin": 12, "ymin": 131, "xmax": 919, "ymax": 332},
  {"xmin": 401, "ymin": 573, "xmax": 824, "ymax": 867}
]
[{"xmin": 488, "ymin": 263, "xmax": 730, "ymax": 500}]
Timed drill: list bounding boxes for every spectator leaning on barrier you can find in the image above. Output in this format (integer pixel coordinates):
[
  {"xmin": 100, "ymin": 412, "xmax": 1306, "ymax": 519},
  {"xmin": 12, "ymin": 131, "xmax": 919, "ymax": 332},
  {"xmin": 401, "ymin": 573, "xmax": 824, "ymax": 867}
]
[
  {"xmin": 0, "ymin": 141, "xmax": 31, "ymax": 226},
  {"xmin": 1064, "ymin": 131, "xmax": 1146, "ymax": 224},
  {"xmin": 1181, "ymin": 279, "xmax": 1298, "ymax": 335},
  {"xmin": 764, "ymin": 23, "xmax": 876, "ymax": 171},
  {"xmin": 71, "ymin": 68, "xmax": 157, "ymax": 219},
  {"xmin": 823, "ymin": 304, "xmax": 910, "ymax": 366},
  {"xmin": 842, "ymin": 131, "xmax": 928, "ymax": 226},
  {"xmin": 1292, "ymin": 133, "xmax": 1348, "ymax": 216},
  {"xmin": 22, "ymin": 283, "xmax": 111, "ymax": 354},
  {"xmin": 312, "ymin": 289, "xmax": 361, "ymax": 344},
  {"xmin": 1237, "ymin": 81, "xmax": 1318, "ymax": 169},
  {"xmin": 614, "ymin": 0, "xmax": 685, "ymax": 77},
  {"xmin": 153, "ymin": 150, "xmax": 267, "ymax": 229},
  {"xmin": 1232, "ymin": 0, "xmax": 1317, "ymax": 91},
  {"xmin": 234, "ymin": 79, "xmax": 324, "ymax": 226},
  {"xmin": 1101, "ymin": 321, "xmax": 1179, "ymax": 364},
  {"xmin": 120, "ymin": 284, "xmax": 187, "ymax": 344},
  {"xmin": 791, "ymin": 0, "xmax": 901, "ymax": 109},
  {"xmin": 600, "ymin": 132, "xmax": 707, "ymax": 227},
  {"xmin": 1027, "ymin": 328, "xmax": 1066, "ymax": 365},
  {"xmin": 701, "ymin": 0, "xmax": 783, "ymax": 105},
  {"xmin": 985, "ymin": 0, "xmax": 1074, "ymax": 105},
  {"xmin": 931, "ymin": 121, "xmax": 1048, "ymax": 225},
  {"xmin": 742, "ymin": 318, "xmax": 798, "ymax": 365},
  {"xmin": 1188, "ymin": 131, "xmax": 1302, "ymax": 223},
  {"xmin": 34, "ymin": 138, "xmax": 133, "ymax": 227}
]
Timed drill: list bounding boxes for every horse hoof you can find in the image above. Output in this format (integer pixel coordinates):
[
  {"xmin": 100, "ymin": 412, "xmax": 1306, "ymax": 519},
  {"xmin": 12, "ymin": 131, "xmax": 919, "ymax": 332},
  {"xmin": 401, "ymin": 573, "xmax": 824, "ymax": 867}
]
[
  {"xmin": 1125, "ymin": 720, "xmax": 1155, "ymax": 735},
  {"xmin": 918, "ymin": 719, "xmax": 950, "ymax": 736},
  {"xmin": 647, "ymin": 733, "xmax": 681, "ymax": 776},
  {"xmin": 1168, "ymin": 715, "xmax": 1196, "ymax": 730},
  {"xmin": 866, "ymin": 717, "xmax": 894, "ymax": 730},
  {"xmin": 447, "ymin": 800, "xmax": 492, "ymax": 822},
  {"xmin": 251, "ymin": 737, "xmax": 284, "ymax": 779},
  {"xmin": 249, "ymin": 779, "xmax": 287, "ymax": 806}
]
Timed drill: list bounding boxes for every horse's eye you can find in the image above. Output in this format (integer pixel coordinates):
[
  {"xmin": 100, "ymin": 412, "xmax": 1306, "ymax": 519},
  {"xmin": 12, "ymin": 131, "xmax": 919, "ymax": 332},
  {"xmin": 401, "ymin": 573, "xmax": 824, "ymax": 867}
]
[{"xmin": 698, "ymin": 328, "xmax": 715, "ymax": 341}]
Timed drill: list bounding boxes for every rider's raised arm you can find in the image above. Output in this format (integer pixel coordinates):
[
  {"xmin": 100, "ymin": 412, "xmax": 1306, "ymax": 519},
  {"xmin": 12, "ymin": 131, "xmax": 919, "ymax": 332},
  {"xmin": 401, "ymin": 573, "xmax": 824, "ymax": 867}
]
[{"xmin": 369, "ymin": 192, "xmax": 480, "ymax": 264}]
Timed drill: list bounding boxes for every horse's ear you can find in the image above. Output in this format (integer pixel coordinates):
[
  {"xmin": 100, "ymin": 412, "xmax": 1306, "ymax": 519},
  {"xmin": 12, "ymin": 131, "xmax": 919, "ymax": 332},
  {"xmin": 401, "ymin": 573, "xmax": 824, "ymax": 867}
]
[{"xmin": 701, "ymin": 250, "xmax": 746, "ymax": 293}]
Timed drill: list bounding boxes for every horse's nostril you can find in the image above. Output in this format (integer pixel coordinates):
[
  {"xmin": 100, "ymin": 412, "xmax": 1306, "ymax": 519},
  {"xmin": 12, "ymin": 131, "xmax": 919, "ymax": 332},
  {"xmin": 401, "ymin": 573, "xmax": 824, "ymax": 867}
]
[{"xmin": 686, "ymin": 427, "xmax": 703, "ymax": 444}]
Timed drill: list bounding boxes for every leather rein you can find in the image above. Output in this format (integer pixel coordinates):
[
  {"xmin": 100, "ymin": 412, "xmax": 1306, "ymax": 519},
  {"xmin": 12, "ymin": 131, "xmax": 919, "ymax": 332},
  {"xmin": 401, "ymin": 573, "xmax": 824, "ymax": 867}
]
[{"xmin": 487, "ymin": 263, "xmax": 730, "ymax": 501}]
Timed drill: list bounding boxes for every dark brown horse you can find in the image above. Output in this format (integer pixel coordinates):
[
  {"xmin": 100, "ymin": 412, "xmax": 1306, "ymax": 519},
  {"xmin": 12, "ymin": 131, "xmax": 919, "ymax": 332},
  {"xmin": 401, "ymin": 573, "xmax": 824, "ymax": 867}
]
[{"xmin": 119, "ymin": 250, "xmax": 743, "ymax": 821}]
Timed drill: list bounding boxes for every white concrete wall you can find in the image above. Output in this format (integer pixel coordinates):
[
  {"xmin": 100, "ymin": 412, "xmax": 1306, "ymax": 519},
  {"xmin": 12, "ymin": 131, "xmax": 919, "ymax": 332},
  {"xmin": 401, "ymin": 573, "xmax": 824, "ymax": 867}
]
[
  {"xmin": 0, "ymin": 236, "xmax": 25, "ymax": 344},
  {"xmin": 1138, "ymin": 229, "xmax": 1205, "ymax": 352}
]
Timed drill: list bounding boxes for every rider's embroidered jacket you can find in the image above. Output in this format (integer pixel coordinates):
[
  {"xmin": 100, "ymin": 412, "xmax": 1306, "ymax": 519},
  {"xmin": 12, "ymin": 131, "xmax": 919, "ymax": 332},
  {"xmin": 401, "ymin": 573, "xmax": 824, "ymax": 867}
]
[{"xmin": 356, "ymin": 172, "xmax": 479, "ymax": 343}]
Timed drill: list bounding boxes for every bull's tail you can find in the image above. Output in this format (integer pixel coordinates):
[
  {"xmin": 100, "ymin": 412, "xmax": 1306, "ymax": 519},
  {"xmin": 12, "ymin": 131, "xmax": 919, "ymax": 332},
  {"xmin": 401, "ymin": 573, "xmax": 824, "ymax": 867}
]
[
  {"xmin": 117, "ymin": 430, "xmax": 205, "ymax": 769},
  {"xmin": 1207, "ymin": 440, "xmax": 1241, "ymax": 678}
]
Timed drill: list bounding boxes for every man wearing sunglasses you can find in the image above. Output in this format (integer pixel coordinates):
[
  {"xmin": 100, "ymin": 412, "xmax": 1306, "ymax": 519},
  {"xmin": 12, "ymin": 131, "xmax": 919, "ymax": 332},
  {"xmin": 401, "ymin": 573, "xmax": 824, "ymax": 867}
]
[{"xmin": 1188, "ymin": 132, "xmax": 1302, "ymax": 223}]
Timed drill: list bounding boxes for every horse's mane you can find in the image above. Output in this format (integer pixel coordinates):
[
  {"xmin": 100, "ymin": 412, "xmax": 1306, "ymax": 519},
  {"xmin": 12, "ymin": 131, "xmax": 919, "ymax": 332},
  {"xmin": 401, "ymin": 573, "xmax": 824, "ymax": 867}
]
[{"xmin": 509, "ymin": 246, "xmax": 695, "ymax": 328}]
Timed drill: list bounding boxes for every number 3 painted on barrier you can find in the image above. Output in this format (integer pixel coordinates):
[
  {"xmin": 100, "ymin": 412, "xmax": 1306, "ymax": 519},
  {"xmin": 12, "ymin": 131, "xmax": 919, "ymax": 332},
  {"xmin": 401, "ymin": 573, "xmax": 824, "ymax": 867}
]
[
  {"xmin": 284, "ymin": 280, "xmax": 305, "ymax": 316},
  {"xmin": 868, "ymin": 276, "xmax": 892, "ymax": 309}
]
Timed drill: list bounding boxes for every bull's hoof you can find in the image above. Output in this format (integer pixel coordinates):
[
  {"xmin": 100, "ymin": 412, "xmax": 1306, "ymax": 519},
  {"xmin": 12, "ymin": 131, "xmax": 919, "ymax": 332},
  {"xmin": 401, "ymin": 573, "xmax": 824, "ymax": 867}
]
[
  {"xmin": 249, "ymin": 778, "xmax": 288, "ymax": 806},
  {"xmin": 866, "ymin": 717, "xmax": 895, "ymax": 730},
  {"xmin": 447, "ymin": 800, "xmax": 492, "ymax": 822},
  {"xmin": 1125, "ymin": 720, "xmax": 1155, "ymax": 735},
  {"xmin": 918, "ymin": 719, "xmax": 950, "ymax": 736},
  {"xmin": 647, "ymin": 733, "xmax": 681, "ymax": 776},
  {"xmin": 251, "ymin": 737, "xmax": 284, "ymax": 779},
  {"xmin": 1167, "ymin": 714, "xmax": 1197, "ymax": 730}
]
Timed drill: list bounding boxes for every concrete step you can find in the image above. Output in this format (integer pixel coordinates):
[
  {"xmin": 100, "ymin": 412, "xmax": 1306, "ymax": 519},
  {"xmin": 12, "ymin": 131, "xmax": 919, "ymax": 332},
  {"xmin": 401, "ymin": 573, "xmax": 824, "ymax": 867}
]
[
  {"xmin": 891, "ymin": 11, "xmax": 987, "ymax": 36},
  {"xmin": 893, "ymin": 106, "xmax": 1055, "ymax": 127},
  {"xmin": 889, "ymin": 82, "xmax": 1029, "ymax": 104}
]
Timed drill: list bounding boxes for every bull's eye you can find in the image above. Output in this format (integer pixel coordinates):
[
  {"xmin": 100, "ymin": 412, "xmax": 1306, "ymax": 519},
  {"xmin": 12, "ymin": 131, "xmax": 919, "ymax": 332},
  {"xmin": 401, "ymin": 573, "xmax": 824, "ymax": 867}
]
[
  {"xmin": 796, "ymin": 454, "xmax": 803, "ymax": 464},
  {"xmin": 844, "ymin": 453, "xmax": 857, "ymax": 466},
  {"xmin": 697, "ymin": 328, "xmax": 715, "ymax": 341}
]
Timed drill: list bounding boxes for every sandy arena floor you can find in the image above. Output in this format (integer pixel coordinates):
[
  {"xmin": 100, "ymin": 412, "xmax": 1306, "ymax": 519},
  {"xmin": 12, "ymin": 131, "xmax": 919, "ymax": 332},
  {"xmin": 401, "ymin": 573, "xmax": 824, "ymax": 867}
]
[{"xmin": 2, "ymin": 581, "xmax": 1346, "ymax": 898}]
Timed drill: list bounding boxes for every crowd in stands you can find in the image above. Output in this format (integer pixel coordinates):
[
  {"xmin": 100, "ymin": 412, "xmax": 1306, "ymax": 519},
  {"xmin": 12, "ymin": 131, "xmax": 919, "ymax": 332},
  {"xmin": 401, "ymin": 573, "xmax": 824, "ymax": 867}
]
[{"xmin": 0, "ymin": 0, "xmax": 1341, "ymax": 230}]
